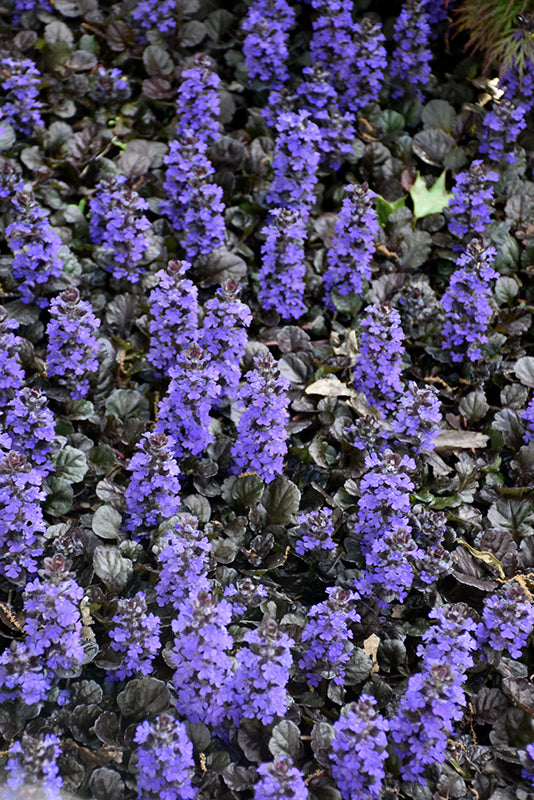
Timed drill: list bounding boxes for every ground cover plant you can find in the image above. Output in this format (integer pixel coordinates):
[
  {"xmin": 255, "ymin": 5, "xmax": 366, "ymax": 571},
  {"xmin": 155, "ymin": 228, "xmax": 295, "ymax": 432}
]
[{"xmin": 1, "ymin": 0, "xmax": 534, "ymax": 798}]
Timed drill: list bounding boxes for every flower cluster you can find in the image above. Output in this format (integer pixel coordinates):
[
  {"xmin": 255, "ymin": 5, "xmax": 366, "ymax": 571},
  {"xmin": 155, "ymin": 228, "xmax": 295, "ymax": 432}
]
[
  {"xmin": 390, "ymin": 0, "xmax": 433, "ymax": 100},
  {"xmin": 199, "ymin": 280, "xmax": 252, "ymax": 399},
  {"xmin": 231, "ymin": 352, "xmax": 289, "ymax": 483},
  {"xmin": 0, "ymin": 56, "xmax": 43, "ymax": 133},
  {"xmin": 298, "ymin": 587, "xmax": 360, "ymax": 687},
  {"xmin": 265, "ymin": 111, "xmax": 322, "ymax": 217},
  {"xmin": 295, "ymin": 66, "xmax": 356, "ymax": 167},
  {"xmin": 89, "ymin": 174, "xmax": 151, "ymax": 282},
  {"xmin": 331, "ymin": 696, "xmax": 390, "ymax": 800},
  {"xmin": 308, "ymin": 0, "xmax": 355, "ymax": 95},
  {"xmin": 410, "ymin": 506, "xmax": 452, "ymax": 586},
  {"xmin": 171, "ymin": 590, "xmax": 235, "ymax": 727},
  {"xmin": 258, "ymin": 208, "xmax": 307, "ymax": 319},
  {"xmin": 0, "ymin": 556, "xmax": 83, "ymax": 704},
  {"xmin": 232, "ymin": 616, "xmax": 294, "ymax": 725},
  {"xmin": 254, "ymin": 758, "xmax": 307, "ymax": 800},
  {"xmin": 5, "ymin": 189, "xmax": 63, "ymax": 307},
  {"xmin": 479, "ymin": 97, "xmax": 527, "ymax": 163},
  {"xmin": 109, "ymin": 592, "xmax": 161, "ymax": 680},
  {"xmin": 342, "ymin": 17, "xmax": 387, "ymax": 113},
  {"xmin": 242, "ymin": 0, "xmax": 295, "ymax": 87},
  {"xmin": 3, "ymin": 733, "xmax": 62, "ymax": 800},
  {"xmin": 134, "ymin": 714, "xmax": 197, "ymax": 800},
  {"xmin": 352, "ymin": 304, "xmax": 405, "ymax": 412},
  {"xmin": 131, "ymin": 0, "xmax": 183, "ymax": 33},
  {"xmin": 155, "ymin": 342, "xmax": 221, "ymax": 460},
  {"xmin": 524, "ymin": 397, "xmax": 534, "ymax": 444},
  {"xmin": 89, "ymin": 65, "xmax": 131, "ymax": 104},
  {"xmin": 0, "ymin": 449, "xmax": 45, "ymax": 583},
  {"xmin": 4, "ymin": 387, "xmax": 55, "ymax": 475},
  {"xmin": 147, "ymin": 260, "xmax": 198, "ymax": 375},
  {"xmin": 477, "ymin": 580, "xmax": 534, "ymax": 659},
  {"xmin": 294, "ymin": 507, "xmax": 336, "ymax": 557},
  {"xmin": 440, "ymin": 238, "xmax": 498, "ymax": 362},
  {"xmin": 124, "ymin": 432, "xmax": 182, "ymax": 536},
  {"xmin": 447, "ymin": 160, "xmax": 499, "ymax": 240},
  {"xmin": 392, "ymin": 381, "xmax": 442, "ymax": 452},
  {"xmin": 353, "ymin": 450, "xmax": 419, "ymax": 605},
  {"xmin": 176, "ymin": 54, "xmax": 221, "ymax": 144},
  {"xmin": 0, "ymin": 307, "xmax": 24, "ymax": 408},
  {"xmin": 390, "ymin": 603, "xmax": 477, "ymax": 782},
  {"xmin": 324, "ymin": 183, "xmax": 380, "ymax": 298},
  {"xmin": 154, "ymin": 515, "xmax": 211, "ymax": 608},
  {"xmin": 46, "ymin": 288, "xmax": 101, "ymax": 398}
]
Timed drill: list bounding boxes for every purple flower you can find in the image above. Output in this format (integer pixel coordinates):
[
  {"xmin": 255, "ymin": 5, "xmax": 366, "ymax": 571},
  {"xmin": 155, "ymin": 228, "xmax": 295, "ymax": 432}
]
[
  {"xmin": 176, "ymin": 54, "xmax": 221, "ymax": 145},
  {"xmin": 124, "ymin": 432, "xmax": 182, "ymax": 537},
  {"xmin": 154, "ymin": 515, "xmax": 211, "ymax": 608},
  {"xmin": 447, "ymin": 160, "xmax": 499, "ymax": 240},
  {"xmin": 265, "ymin": 111, "xmax": 322, "ymax": 218},
  {"xmin": 0, "ymin": 556, "xmax": 83, "ymax": 704},
  {"xmin": 242, "ymin": 0, "xmax": 295, "ymax": 87},
  {"xmin": 147, "ymin": 260, "xmax": 199, "ymax": 376},
  {"xmin": 89, "ymin": 65, "xmax": 131, "ymax": 103},
  {"xmin": 4, "ymin": 387, "xmax": 55, "ymax": 474},
  {"xmin": 479, "ymin": 97, "xmax": 527, "ymax": 164},
  {"xmin": 324, "ymin": 183, "xmax": 380, "ymax": 298},
  {"xmin": 231, "ymin": 616, "xmax": 294, "ymax": 726},
  {"xmin": 352, "ymin": 304, "xmax": 405, "ymax": 412},
  {"xmin": 46, "ymin": 288, "xmax": 101, "ymax": 399},
  {"xmin": 134, "ymin": 713, "xmax": 196, "ymax": 800},
  {"xmin": 298, "ymin": 587, "xmax": 360, "ymax": 687},
  {"xmin": 0, "ymin": 56, "xmax": 43, "ymax": 133},
  {"xmin": 3, "ymin": 733, "xmax": 62, "ymax": 800},
  {"xmin": 342, "ymin": 17, "xmax": 387, "ymax": 113},
  {"xmin": 199, "ymin": 280, "xmax": 252, "ymax": 399},
  {"xmin": 410, "ymin": 507, "xmax": 452, "ymax": 585},
  {"xmin": 5, "ymin": 189, "xmax": 63, "ymax": 307},
  {"xmin": 161, "ymin": 133, "xmax": 212, "ymax": 231},
  {"xmin": 0, "ymin": 449, "xmax": 45, "ymax": 583},
  {"xmin": 391, "ymin": 603, "xmax": 477, "ymax": 782},
  {"xmin": 440, "ymin": 238, "xmax": 498, "ymax": 363},
  {"xmin": 524, "ymin": 397, "xmax": 534, "ymax": 444},
  {"xmin": 390, "ymin": 0, "xmax": 433, "ymax": 101},
  {"xmin": 309, "ymin": 0, "xmax": 355, "ymax": 92},
  {"xmin": 131, "ymin": 0, "xmax": 185, "ymax": 33},
  {"xmin": 0, "ymin": 306, "xmax": 24, "ymax": 408},
  {"xmin": 331, "ymin": 696, "xmax": 390, "ymax": 800},
  {"xmin": 22, "ymin": 555, "xmax": 84, "ymax": 675},
  {"xmin": 294, "ymin": 507, "xmax": 336, "ymax": 557},
  {"xmin": 230, "ymin": 352, "xmax": 290, "ymax": 483},
  {"xmin": 109, "ymin": 592, "xmax": 161, "ymax": 680},
  {"xmin": 391, "ymin": 381, "xmax": 442, "ymax": 452},
  {"xmin": 477, "ymin": 580, "xmax": 534, "ymax": 659},
  {"xmin": 520, "ymin": 742, "xmax": 534, "ymax": 788},
  {"xmin": 254, "ymin": 758, "xmax": 307, "ymax": 800},
  {"xmin": 258, "ymin": 208, "xmax": 307, "ymax": 319},
  {"xmin": 155, "ymin": 342, "xmax": 221, "ymax": 460},
  {"xmin": 171, "ymin": 589, "xmax": 235, "ymax": 727},
  {"xmin": 89, "ymin": 174, "xmax": 151, "ymax": 283}
]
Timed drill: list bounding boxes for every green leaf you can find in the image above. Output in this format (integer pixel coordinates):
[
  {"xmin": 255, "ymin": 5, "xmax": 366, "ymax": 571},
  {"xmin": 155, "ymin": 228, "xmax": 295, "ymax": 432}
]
[
  {"xmin": 105, "ymin": 389, "xmax": 150, "ymax": 421},
  {"xmin": 44, "ymin": 477, "xmax": 74, "ymax": 516},
  {"xmin": 93, "ymin": 546, "xmax": 133, "ymax": 591},
  {"xmin": 410, "ymin": 171, "xmax": 453, "ymax": 221},
  {"xmin": 92, "ymin": 505, "xmax": 122, "ymax": 540},
  {"xmin": 375, "ymin": 194, "xmax": 406, "ymax": 227},
  {"xmin": 261, "ymin": 477, "xmax": 301, "ymax": 525},
  {"xmin": 52, "ymin": 446, "xmax": 88, "ymax": 484},
  {"xmin": 269, "ymin": 721, "xmax": 303, "ymax": 760}
]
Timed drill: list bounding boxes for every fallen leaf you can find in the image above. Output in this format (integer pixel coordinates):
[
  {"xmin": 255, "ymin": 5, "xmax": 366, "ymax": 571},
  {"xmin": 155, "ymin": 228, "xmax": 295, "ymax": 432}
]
[
  {"xmin": 434, "ymin": 430, "xmax": 489, "ymax": 449},
  {"xmin": 363, "ymin": 634, "xmax": 380, "ymax": 675}
]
